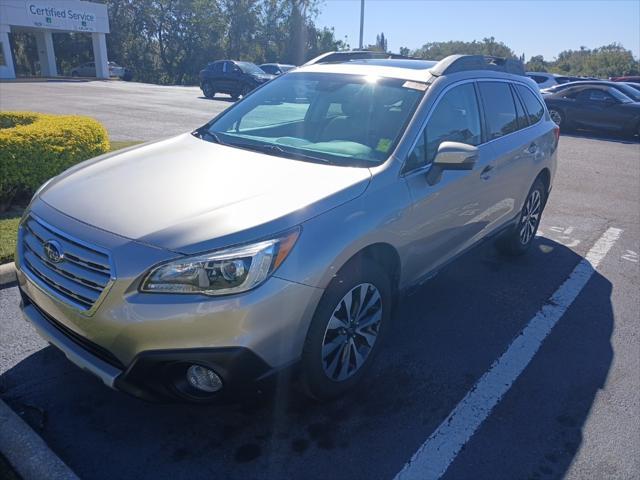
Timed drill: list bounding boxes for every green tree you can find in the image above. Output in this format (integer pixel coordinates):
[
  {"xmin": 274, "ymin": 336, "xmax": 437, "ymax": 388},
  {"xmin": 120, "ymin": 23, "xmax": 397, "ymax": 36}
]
[
  {"xmin": 412, "ymin": 37, "xmax": 516, "ymax": 60},
  {"xmin": 526, "ymin": 55, "xmax": 548, "ymax": 72}
]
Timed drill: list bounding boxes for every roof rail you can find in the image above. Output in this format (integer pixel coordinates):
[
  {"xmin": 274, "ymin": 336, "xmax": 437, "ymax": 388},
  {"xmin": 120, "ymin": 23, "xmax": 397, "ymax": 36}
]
[
  {"xmin": 430, "ymin": 55, "xmax": 526, "ymax": 77},
  {"xmin": 304, "ymin": 50, "xmax": 416, "ymax": 66}
]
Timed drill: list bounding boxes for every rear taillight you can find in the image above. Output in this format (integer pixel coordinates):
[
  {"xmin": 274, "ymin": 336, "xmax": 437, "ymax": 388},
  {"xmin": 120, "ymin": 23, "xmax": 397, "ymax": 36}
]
[{"xmin": 553, "ymin": 125, "xmax": 560, "ymax": 144}]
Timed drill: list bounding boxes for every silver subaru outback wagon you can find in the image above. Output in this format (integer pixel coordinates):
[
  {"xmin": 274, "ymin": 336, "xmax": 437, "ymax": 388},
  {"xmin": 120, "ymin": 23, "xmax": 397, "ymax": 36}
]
[{"xmin": 16, "ymin": 55, "xmax": 558, "ymax": 402}]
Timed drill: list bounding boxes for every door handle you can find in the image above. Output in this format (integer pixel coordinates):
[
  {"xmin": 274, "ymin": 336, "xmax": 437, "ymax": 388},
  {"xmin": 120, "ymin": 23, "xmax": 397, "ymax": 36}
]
[
  {"xmin": 480, "ymin": 164, "xmax": 494, "ymax": 179},
  {"xmin": 525, "ymin": 143, "xmax": 538, "ymax": 154}
]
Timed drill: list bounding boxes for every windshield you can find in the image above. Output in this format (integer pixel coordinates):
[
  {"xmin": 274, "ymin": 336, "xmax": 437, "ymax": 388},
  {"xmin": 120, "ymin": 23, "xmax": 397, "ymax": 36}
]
[
  {"xmin": 608, "ymin": 87, "xmax": 634, "ymax": 103},
  {"xmin": 203, "ymin": 72, "xmax": 425, "ymax": 167},
  {"xmin": 237, "ymin": 62, "xmax": 265, "ymax": 75},
  {"xmin": 614, "ymin": 83, "xmax": 640, "ymax": 101}
]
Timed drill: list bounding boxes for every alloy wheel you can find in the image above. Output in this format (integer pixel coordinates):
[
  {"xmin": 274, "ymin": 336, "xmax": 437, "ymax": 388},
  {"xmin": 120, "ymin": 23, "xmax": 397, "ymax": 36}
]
[
  {"xmin": 549, "ymin": 109, "xmax": 562, "ymax": 126},
  {"xmin": 321, "ymin": 283, "xmax": 382, "ymax": 382},
  {"xmin": 519, "ymin": 189, "xmax": 542, "ymax": 245}
]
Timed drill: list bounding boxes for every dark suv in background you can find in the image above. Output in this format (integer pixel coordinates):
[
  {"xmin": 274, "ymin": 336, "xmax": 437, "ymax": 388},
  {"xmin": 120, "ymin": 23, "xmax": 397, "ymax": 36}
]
[{"xmin": 199, "ymin": 60, "xmax": 274, "ymax": 100}]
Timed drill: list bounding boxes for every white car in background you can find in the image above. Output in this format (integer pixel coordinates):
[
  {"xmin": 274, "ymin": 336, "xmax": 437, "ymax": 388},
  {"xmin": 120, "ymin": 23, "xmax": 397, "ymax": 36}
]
[
  {"xmin": 526, "ymin": 72, "xmax": 595, "ymax": 90},
  {"xmin": 71, "ymin": 61, "xmax": 132, "ymax": 80}
]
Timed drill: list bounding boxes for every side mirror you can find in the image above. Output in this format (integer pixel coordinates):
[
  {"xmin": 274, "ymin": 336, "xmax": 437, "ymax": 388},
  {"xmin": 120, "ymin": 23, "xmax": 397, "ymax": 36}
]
[{"xmin": 426, "ymin": 141, "xmax": 479, "ymax": 185}]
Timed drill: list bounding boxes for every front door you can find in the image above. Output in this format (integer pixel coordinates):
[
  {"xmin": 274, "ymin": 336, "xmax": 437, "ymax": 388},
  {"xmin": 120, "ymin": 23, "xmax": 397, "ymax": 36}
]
[
  {"xmin": 402, "ymin": 81, "xmax": 497, "ymax": 283},
  {"xmin": 573, "ymin": 88, "xmax": 625, "ymax": 131}
]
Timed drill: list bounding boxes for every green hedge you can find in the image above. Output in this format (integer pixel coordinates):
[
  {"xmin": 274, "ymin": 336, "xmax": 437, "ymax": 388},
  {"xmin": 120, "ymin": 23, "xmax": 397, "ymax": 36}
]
[{"xmin": 0, "ymin": 111, "xmax": 110, "ymax": 211}]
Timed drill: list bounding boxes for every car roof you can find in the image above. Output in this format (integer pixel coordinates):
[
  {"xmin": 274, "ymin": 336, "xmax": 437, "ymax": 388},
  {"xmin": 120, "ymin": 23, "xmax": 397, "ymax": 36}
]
[
  {"xmin": 294, "ymin": 61, "xmax": 436, "ymax": 82},
  {"xmin": 551, "ymin": 80, "xmax": 623, "ymax": 89},
  {"xmin": 295, "ymin": 57, "xmax": 527, "ymax": 83}
]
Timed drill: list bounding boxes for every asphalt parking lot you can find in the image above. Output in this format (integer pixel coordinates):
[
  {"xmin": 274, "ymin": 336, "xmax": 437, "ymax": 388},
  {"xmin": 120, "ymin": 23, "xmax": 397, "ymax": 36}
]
[
  {"xmin": 1, "ymin": 81, "xmax": 639, "ymax": 480},
  {"xmin": 0, "ymin": 80, "xmax": 232, "ymax": 141}
]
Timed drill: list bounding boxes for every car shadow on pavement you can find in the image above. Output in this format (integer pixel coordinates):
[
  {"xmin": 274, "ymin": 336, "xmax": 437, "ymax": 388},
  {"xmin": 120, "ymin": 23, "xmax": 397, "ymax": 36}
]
[
  {"xmin": 0, "ymin": 237, "xmax": 613, "ymax": 480},
  {"xmin": 198, "ymin": 95, "xmax": 236, "ymax": 103},
  {"xmin": 561, "ymin": 130, "xmax": 639, "ymax": 144}
]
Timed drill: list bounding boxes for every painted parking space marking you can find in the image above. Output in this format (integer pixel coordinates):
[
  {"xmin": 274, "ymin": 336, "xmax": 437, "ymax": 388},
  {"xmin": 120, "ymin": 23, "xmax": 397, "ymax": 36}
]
[
  {"xmin": 394, "ymin": 227, "xmax": 623, "ymax": 480},
  {"xmin": 621, "ymin": 250, "xmax": 638, "ymax": 263},
  {"xmin": 538, "ymin": 225, "xmax": 581, "ymax": 248}
]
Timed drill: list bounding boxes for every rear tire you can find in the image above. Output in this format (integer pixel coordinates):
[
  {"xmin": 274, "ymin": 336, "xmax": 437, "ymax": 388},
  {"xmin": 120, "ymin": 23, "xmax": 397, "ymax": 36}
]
[
  {"xmin": 496, "ymin": 178, "xmax": 546, "ymax": 256},
  {"xmin": 240, "ymin": 84, "xmax": 252, "ymax": 98},
  {"xmin": 300, "ymin": 258, "xmax": 391, "ymax": 401}
]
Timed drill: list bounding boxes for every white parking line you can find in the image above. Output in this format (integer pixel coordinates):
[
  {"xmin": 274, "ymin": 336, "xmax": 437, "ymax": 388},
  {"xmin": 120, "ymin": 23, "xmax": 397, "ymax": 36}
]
[{"xmin": 394, "ymin": 227, "xmax": 623, "ymax": 480}]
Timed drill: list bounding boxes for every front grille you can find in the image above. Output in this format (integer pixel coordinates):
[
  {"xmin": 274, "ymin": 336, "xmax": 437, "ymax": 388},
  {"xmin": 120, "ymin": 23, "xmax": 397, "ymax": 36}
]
[{"xmin": 20, "ymin": 215, "xmax": 113, "ymax": 311}]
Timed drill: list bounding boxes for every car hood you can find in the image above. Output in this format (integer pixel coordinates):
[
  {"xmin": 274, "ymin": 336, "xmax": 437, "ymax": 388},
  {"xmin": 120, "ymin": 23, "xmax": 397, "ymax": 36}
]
[{"xmin": 40, "ymin": 134, "xmax": 371, "ymax": 253}]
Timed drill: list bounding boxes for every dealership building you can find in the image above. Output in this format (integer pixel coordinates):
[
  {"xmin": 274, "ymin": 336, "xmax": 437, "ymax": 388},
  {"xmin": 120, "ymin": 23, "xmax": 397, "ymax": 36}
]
[{"xmin": 0, "ymin": 0, "xmax": 110, "ymax": 79}]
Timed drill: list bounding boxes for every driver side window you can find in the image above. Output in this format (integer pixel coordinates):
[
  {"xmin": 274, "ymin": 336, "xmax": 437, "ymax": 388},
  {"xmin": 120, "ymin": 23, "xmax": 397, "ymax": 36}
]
[
  {"xmin": 406, "ymin": 83, "xmax": 481, "ymax": 172},
  {"xmin": 580, "ymin": 89, "xmax": 612, "ymax": 102}
]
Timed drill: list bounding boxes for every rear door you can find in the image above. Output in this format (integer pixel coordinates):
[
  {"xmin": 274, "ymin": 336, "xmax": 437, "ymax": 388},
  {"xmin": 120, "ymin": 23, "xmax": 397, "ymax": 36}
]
[
  {"xmin": 477, "ymin": 81, "xmax": 535, "ymax": 226},
  {"xmin": 402, "ymin": 81, "xmax": 495, "ymax": 282},
  {"xmin": 573, "ymin": 88, "xmax": 626, "ymax": 131}
]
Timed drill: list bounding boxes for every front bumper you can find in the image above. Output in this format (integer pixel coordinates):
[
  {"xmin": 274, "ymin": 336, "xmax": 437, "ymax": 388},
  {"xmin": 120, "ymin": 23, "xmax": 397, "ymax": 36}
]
[
  {"xmin": 15, "ymin": 202, "xmax": 324, "ymax": 401},
  {"xmin": 19, "ymin": 286, "xmax": 312, "ymax": 402}
]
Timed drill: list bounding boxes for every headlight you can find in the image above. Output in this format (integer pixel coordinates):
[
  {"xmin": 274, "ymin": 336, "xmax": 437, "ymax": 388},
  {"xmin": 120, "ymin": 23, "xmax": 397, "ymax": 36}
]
[{"xmin": 141, "ymin": 228, "xmax": 300, "ymax": 296}]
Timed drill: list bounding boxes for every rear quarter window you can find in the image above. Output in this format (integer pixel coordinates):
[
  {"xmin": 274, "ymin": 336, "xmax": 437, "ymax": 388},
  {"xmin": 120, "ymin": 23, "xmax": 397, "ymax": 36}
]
[
  {"xmin": 516, "ymin": 85, "xmax": 545, "ymax": 124},
  {"xmin": 478, "ymin": 82, "xmax": 519, "ymax": 140}
]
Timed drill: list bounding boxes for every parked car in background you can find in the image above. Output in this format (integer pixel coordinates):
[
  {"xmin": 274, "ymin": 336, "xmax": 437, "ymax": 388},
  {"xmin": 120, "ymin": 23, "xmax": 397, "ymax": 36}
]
[
  {"xmin": 610, "ymin": 75, "xmax": 640, "ymax": 83},
  {"xmin": 16, "ymin": 55, "xmax": 558, "ymax": 402},
  {"xmin": 199, "ymin": 60, "xmax": 275, "ymax": 100},
  {"xmin": 71, "ymin": 61, "xmax": 132, "ymax": 80},
  {"xmin": 542, "ymin": 80, "xmax": 640, "ymax": 102},
  {"xmin": 526, "ymin": 72, "xmax": 597, "ymax": 90},
  {"xmin": 543, "ymin": 84, "xmax": 640, "ymax": 137},
  {"xmin": 624, "ymin": 82, "xmax": 640, "ymax": 93},
  {"xmin": 259, "ymin": 63, "xmax": 296, "ymax": 75}
]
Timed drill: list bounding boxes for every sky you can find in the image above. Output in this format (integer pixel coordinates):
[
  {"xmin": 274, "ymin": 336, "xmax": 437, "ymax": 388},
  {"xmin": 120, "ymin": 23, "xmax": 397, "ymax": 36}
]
[{"xmin": 316, "ymin": 0, "xmax": 640, "ymax": 61}]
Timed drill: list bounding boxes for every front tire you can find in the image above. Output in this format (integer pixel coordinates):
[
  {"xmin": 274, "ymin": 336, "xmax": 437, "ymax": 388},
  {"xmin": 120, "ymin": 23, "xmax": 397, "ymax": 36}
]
[
  {"xmin": 496, "ymin": 178, "xmax": 546, "ymax": 256},
  {"xmin": 202, "ymin": 81, "xmax": 216, "ymax": 99},
  {"xmin": 300, "ymin": 259, "xmax": 391, "ymax": 401}
]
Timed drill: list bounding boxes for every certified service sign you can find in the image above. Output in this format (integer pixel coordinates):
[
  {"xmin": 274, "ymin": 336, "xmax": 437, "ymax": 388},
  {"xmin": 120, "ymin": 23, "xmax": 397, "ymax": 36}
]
[{"xmin": 26, "ymin": 3, "xmax": 97, "ymax": 32}]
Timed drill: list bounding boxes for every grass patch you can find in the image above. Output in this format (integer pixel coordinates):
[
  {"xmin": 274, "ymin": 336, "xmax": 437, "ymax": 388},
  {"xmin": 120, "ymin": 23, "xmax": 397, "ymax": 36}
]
[
  {"xmin": 110, "ymin": 140, "xmax": 143, "ymax": 151},
  {"xmin": 0, "ymin": 140, "xmax": 142, "ymax": 264},
  {"xmin": 0, "ymin": 215, "xmax": 20, "ymax": 264}
]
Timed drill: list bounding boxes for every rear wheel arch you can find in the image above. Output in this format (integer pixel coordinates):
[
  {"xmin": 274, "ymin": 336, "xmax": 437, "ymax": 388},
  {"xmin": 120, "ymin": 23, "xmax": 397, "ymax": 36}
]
[{"xmin": 536, "ymin": 168, "xmax": 551, "ymax": 202}]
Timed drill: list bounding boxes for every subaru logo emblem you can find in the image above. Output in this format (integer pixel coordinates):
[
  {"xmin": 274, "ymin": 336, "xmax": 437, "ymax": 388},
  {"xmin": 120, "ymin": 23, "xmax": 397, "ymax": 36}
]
[{"xmin": 43, "ymin": 240, "xmax": 64, "ymax": 263}]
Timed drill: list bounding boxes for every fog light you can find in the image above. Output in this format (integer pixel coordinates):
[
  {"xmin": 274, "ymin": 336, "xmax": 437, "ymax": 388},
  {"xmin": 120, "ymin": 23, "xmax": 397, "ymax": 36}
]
[{"xmin": 186, "ymin": 365, "xmax": 223, "ymax": 393}]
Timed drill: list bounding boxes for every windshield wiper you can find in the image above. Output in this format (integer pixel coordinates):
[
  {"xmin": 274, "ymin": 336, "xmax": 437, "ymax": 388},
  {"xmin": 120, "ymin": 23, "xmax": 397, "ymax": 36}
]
[
  {"xmin": 192, "ymin": 128, "xmax": 226, "ymax": 145},
  {"xmin": 232, "ymin": 141, "xmax": 334, "ymax": 165}
]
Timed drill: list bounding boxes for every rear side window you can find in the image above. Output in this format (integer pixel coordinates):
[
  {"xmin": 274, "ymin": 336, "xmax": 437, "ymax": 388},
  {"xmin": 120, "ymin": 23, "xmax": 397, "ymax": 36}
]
[
  {"xmin": 406, "ymin": 83, "xmax": 481, "ymax": 171},
  {"xmin": 516, "ymin": 85, "xmax": 545, "ymax": 124},
  {"xmin": 211, "ymin": 62, "xmax": 223, "ymax": 73},
  {"xmin": 478, "ymin": 82, "xmax": 519, "ymax": 140},
  {"xmin": 511, "ymin": 85, "xmax": 529, "ymax": 128}
]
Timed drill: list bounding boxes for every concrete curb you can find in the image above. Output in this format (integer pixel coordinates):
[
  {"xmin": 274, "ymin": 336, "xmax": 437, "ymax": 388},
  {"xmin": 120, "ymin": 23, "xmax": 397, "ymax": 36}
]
[
  {"xmin": 0, "ymin": 399, "xmax": 79, "ymax": 480},
  {"xmin": 0, "ymin": 263, "xmax": 17, "ymax": 287}
]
